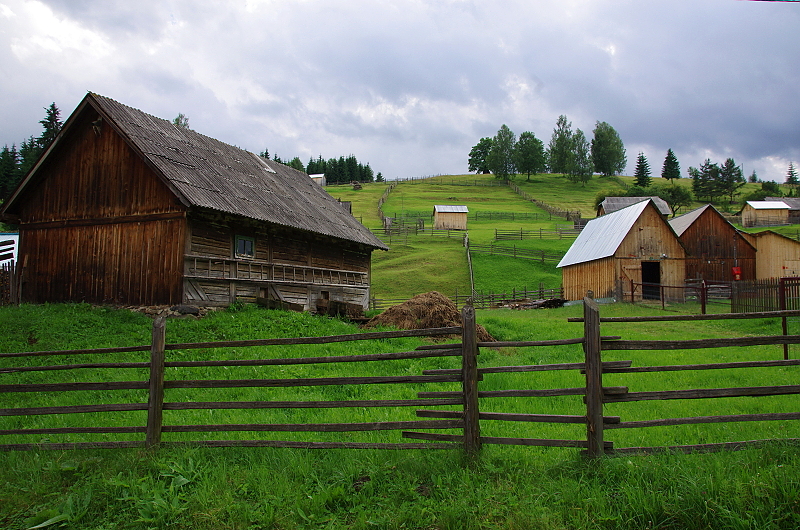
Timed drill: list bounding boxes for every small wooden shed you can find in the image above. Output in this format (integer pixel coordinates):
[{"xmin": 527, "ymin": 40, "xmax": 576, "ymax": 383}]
[
  {"xmin": 558, "ymin": 200, "xmax": 686, "ymax": 301},
  {"xmin": 0, "ymin": 93, "xmax": 387, "ymax": 310},
  {"xmin": 433, "ymin": 205, "xmax": 468, "ymax": 230},
  {"xmin": 741, "ymin": 201, "xmax": 790, "ymax": 228},
  {"xmin": 669, "ymin": 204, "xmax": 756, "ymax": 282},
  {"xmin": 741, "ymin": 230, "xmax": 800, "ymax": 279},
  {"xmin": 597, "ymin": 196, "xmax": 672, "ymax": 219}
]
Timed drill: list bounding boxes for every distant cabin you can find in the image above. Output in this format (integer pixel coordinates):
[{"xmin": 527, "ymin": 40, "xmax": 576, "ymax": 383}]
[
  {"xmin": 741, "ymin": 230, "xmax": 800, "ymax": 279},
  {"xmin": 741, "ymin": 201, "xmax": 789, "ymax": 228},
  {"xmin": 669, "ymin": 204, "xmax": 756, "ymax": 282},
  {"xmin": 0, "ymin": 93, "xmax": 387, "ymax": 310},
  {"xmin": 433, "ymin": 205, "xmax": 468, "ymax": 230},
  {"xmin": 765, "ymin": 197, "xmax": 800, "ymax": 224},
  {"xmin": 309, "ymin": 174, "xmax": 326, "ymax": 186},
  {"xmin": 598, "ymin": 196, "xmax": 672, "ymax": 219},
  {"xmin": 558, "ymin": 200, "xmax": 686, "ymax": 302}
]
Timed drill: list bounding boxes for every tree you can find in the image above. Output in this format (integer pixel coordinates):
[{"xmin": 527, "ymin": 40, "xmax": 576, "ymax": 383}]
[
  {"xmin": 260, "ymin": 148, "xmax": 270, "ymax": 159},
  {"xmin": 0, "ymin": 144, "xmax": 20, "ymax": 200},
  {"xmin": 287, "ymin": 157, "xmax": 305, "ymax": 172},
  {"xmin": 718, "ymin": 158, "xmax": 745, "ymax": 203},
  {"xmin": 487, "ymin": 124, "xmax": 516, "ymax": 180},
  {"xmin": 172, "ymin": 113, "xmax": 190, "ymax": 129},
  {"xmin": 547, "ymin": 115, "xmax": 573, "ymax": 174},
  {"xmin": 689, "ymin": 159, "xmax": 721, "ymax": 202},
  {"xmin": 513, "ymin": 131, "xmax": 546, "ymax": 181},
  {"xmin": 661, "ymin": 149, "xmax": 681, "ymax": 182},
  {"xmin": 633, "ymin": 152, "xmax": 651, "ymax": 188},
  {"xmin": 375, "ymin": 172, "xmax": 384, "ymax": 182},
  {"xmin": 786, "ymin": 162, "xmax": 799, "ymax": 195},
  {"xmin": 748, "ymin": 170, "xmax": 758, "ymax": 183},
  {"xmin": 590, "ymin": 121, "xmax": 626, "ymax": 177},
  {"xmin": 38, "ymin": 103, "xmax": 63, "ymax": 148},
  {"xmin": 566, "ymin": 129, "xmax": 593, "ymax": 186},
  {"xmin": 650, "ymin": 183, "xmax": 693, "ymax": 216},
  {"xmin": 468, "ymin": 137, "xmax": 493, "ymax": 174}
]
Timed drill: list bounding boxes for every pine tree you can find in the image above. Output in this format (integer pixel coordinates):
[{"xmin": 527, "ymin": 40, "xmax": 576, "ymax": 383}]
[
  {"xmin": 634, "ymin": 152, "xmax": 651, "ymax": 187},
  {"xmin": 689, "ymin": 159, "xmax": 721, "ymax": 202},
  {"xmin": 38, "ymin": 103, "xmax": 63, "ymax": 148},
  {"xmin": 718, "ymin": 158, "xmax": 745, "ymax": 203},
  {"xmin": 0, "ymin": 144, "xmax": 20, "ymax": 200},
  {"xmin": 786, "ymin": 162, "xmax": 799, "ymax": 195},
  {"xmin": 661, "ymin": 149, "xmax": 681, "ymax": 182}
]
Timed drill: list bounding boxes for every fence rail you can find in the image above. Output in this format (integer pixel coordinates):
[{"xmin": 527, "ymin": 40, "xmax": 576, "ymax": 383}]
[
  {"xmin": 494, "ymin": 227, "xmax": 581, "ymax": 241},
  {"xmin": 3, "ymin": 302, "xmax": 799, "ymax": 456}
]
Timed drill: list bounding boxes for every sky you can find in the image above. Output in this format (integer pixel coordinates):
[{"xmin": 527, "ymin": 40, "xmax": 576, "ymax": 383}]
[{"xmin": 1, "ymin": 0, "xmax": 799, "ymax": 182}]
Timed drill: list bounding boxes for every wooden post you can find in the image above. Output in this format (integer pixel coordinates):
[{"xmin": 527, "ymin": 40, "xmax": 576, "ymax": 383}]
[
  {"xmin": 700, "ymin": 280, "xmax": 707, "ymax": 315},
  {"xmin": 461, "ymin": 305, "xmax": 481, "ymax": 454},
  {"xmin": 145, "ymin": 316, "xmax": 167, "ymax": 449},
  {"xmin": 583, "ymin": 294, "xmax": 604, "ymax": 457},
  {"xmin": 780, "ymin": 278, "xmax": 789, "ymax": 360}
]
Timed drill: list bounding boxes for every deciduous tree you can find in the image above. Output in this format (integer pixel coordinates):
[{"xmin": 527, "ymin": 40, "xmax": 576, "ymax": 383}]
[
  {"xmin": 566, "ymin": 129, "xmax": 593, "ymax": 186},
  {"xmin": 513, "ymin": 131, "xmax": 546, "ymax": 181},
  {"xmin": 487, "ymin": 124, "xmax": 516, "ymax": 180},
  {"xmin": 468, "ymin": 137, "xmax": 493, "ymax": 174},
  {"xmin": 547, "ymin": 115, "xmax": 573, "ymax": 174},
  {"xmin": 590, "ymin": 121, "xmax": 626, "ymax": 177}
]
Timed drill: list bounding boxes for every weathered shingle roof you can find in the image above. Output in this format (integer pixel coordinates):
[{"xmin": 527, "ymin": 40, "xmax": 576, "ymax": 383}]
[
  {"xmin": 4, "ymin": 93, "xmax": 387, "ymax": 250},
  {"xmin": 668, "ymin": 204, "xmax": 713, "ymax": 237},
  {"xmin": 558, "ymin": 200, "xmax": 653, "ymax": 268},
  {"xmin": 600, "ymin": 196, "xmax": 671, "ymax": 217}
]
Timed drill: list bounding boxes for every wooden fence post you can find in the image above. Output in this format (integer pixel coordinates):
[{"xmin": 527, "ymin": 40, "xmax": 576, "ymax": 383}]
[
  {"xmin": 583, "ymin": 294, "xmax": 604, "ymax": 457},
  {"xmin": 461, "ymin": 305, "xmax": 481, "ymax": 454},
  {"xmin": 780, "ymin": 278, "xmax": 789, "ymax": 360},
  {"xmin": 146, "ymin": 316, "xmax": 166, "ymax": 449}
]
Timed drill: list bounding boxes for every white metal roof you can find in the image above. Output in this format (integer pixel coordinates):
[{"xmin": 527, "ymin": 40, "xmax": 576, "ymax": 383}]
[
  {"xmin": 433, "ymin": 205, "xmax": 469, "ymax": 213},
  {"xmin": 557, "ymin": 200, "xmax": 652, "ymax": 268},
  {"xmin": 746, "ymin": 201, "xmax": 789, "ymax": 210}
]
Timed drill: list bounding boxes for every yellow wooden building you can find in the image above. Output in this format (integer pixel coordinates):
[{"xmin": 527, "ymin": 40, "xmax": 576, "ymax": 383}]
[
  {"xmin": 433, "ymin": 205, "xmax": 469, "ymax": 230},
  {"xmin": 741, "ymin": 230, "xmax": 800, "ymax": 279}
]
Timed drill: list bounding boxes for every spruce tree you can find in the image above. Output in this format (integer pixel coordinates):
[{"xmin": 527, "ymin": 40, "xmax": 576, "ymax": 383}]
[
  {"xmin": 634, "ymin": 152, "xmax": 651, "ymax": 187},
  {"xmin": 661, "ymin": 149, "xmax": 681, "ymax": 182},
  {"xmin": 786, "ymin": 162, "xmax": 799, "ymax": 195}
]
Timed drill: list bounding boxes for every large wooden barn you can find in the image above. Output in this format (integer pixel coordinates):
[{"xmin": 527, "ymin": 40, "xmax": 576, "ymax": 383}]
[
  {"xmin": 668, "ymin": 204, "xmax": 756, "ymax": 282},
  {"xmin": 558, "ymin": 200, "xmax": 686, "ymax": 302},
  {"xmin": 0, "ymin": 93, "xmax": 387, "ymax": 309},
  {"xmin": 740, "ymin": 230, "xmax": 800, "ymax": 279}
]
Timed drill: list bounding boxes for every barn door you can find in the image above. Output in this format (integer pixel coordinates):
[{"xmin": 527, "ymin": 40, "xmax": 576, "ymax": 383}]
[{"xmin": 641, "ymin": 261, "xmax": 661, "ymax": 300}]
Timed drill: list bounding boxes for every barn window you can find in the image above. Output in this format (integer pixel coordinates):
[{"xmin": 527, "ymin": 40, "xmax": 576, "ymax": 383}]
[{"xmin": 235, "ymin": 236, "xmax": 255, "ymax": 258}]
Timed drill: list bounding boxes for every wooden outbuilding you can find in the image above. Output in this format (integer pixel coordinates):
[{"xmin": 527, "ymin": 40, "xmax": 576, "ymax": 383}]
[
  {"xmin": 0, "ymin": 93, "xmax": 387, "ymax": 310},
  {"xmin": 669, "ymin": 204, "xmax": 756, "ymax": 282},
  {"xmin": 740, "ymin": 230, "xmax": 800, "ymax": 279},
  {"xmin": 741, "ymin": 201, "xmax": 790, "ymax": 228},
  {"xmin": 766, "ymin": 197, "xmax": 800, "ymax": 224},
  {"xmin": 433, "ymin": 205, "xmax": 468, "ymax": 230},
  {"xmin": 558, "ymin": 200, "xmax": 686, "ymax": 301},
  {"xmin": 597, "ymin": 196, "xmax": 672, "ymax": 219}
]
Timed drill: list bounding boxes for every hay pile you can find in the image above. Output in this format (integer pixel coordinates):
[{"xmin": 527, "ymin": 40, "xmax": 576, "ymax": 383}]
[{"xmin": 364, "ymin": 291, "xmax": 494, "ymax": 342}]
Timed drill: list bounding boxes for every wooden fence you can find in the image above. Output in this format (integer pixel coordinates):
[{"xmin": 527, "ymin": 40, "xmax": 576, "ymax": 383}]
[
  {"xmin": 469, "ymin": 243, "xmax": 564, "ymax": 263},
  {"xmin": 2, "ymin": 301, "xmax": 800, "ymax": 456},
  {"xmin": 495, "ymin": 227, "xmax": 582, "ymax": 241}
]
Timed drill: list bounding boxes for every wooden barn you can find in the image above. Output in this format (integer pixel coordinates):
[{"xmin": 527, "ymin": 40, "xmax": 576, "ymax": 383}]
[
  {"xmin": 0, "ymin": 93, "xmax": 388, "ymax": 310},
  {"xmin": 558, "ymin": 200, "xmax": 686, "ymax": 301},
  {"xmin": 741, "ymin": 200, "xmax": 790, "ymax": 228},
  {"xmin": 766, "ymin": 197, "xmax": 800, "ymax": 224},
  {"xmin": 433, "ymin": 205, "xmax": 468, "ymax": 230},
  {"xmin": 740, "ymin": 230, "xmax": 800, "ymax": 279},
  {"xmin": 668, "ymin": 204, "xmax": 756, "ymax": 282},
  {"xmin": 597, "ymin": 196, "xmax": 672, "ymax": 219}
]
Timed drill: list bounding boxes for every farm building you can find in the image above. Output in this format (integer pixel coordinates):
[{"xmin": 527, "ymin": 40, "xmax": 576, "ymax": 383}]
[
  {"xmin": 668, "ymin": 204, "xmax": 756, "ymax": 282},
  {"xmin": 597, "ymin": 196, "xmax": 672, "ymax": 219},
  {"xmin": 309, "ymin": 173, "xmax": 326, "ymax": 186},
  {"xmin": 740, "ymin": 230, "xmax": 800, "ymax": 279},
  {"xmin": 433, "ymin": 205, "xmax": 468, "ymax": 230},
  {"xmin": 558, "ymin": 200, "xmax": 686, "ymax": 302},
  {"xmin": 766, "ymin": 197, "xmax": 800, "ymax": 224},
  {"xmin": 0, "ymin": 93, "xmax": 387, "ymax": 310},
  {"xmin": 741, "ymin": 201, "xmax": 790, "ymax": 228}
]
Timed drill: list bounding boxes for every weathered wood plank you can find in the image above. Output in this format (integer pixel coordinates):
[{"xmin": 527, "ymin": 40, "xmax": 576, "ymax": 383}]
[
  {"xmin": 568, "ymin": 309, "xmax": 800, "ymax": 323},
  {"xmin": 160, "ymin": 420, "xmax": 462, "ymax": 433},
  {"xmin": 606, "ymin": 412, "xmax": 800, "ymax": 429},
  {"xmin": 162, "ymin": 398, "xmax": 464, "ymax": 410},
  {"xmin": 461, "ymin": 305, "xmax": 480, "ymax": 453},
  {"xmin": 416, "ymin": 410, "xmax": 621, "ymax": 424},
  {"xmin": 418, "ymin": 387, "xmax": 628, "ymax": 399},
  {"xmin": 604, "ymin": 385, "xmax": 800, "ymax": 403},
  {"xmin": 604, "ymin": 359, "xmax": 800, "ymax": 373},
  {"xmin": 601, "ymin": 335, "xmax": 800, "ymax": 350},
  {"xmin": 0, "ymin": 426, "xmax": 145, "ymax": 436},
  {"xmin": 0, "ymin": 345, "xmax": 150, "ymax": 359},
  {"xmin": 611, "ymin": 438, "xmax": 800, "ymax": 455},
  {"xmin": 0, "ymin": 403, "xmax": 148, "ymax": 416},
  {"xmin": 164, "ymin": 374, "xmax": 461, "ymax": 389},
  {"xmin": 0, "ymin": 381, "xmax": 149, "ymax": 393},
  {"xmin": 146, "ymin": 317, "xmax": 166, "ymax": 448},
  {"xmin": 424, "ymin": 360, "xmax": 631, "ymax": 376}
]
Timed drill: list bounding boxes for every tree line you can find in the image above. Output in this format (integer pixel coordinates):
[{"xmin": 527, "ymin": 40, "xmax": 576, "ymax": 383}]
[
  {"xmin": 468, "ymin": 116, "xmax": 627, "ymax": 185},
  {"xmin": 0, "ymin": 103, "xmax": 63, "ymax": 201},
  {"xmin": 260, "ymin": 151, "xmax": 383, "ymax": 184}
]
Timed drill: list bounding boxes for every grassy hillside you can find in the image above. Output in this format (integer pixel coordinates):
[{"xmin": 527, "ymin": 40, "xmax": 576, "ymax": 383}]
[{"xmin": 2, "ymin": 303, "xmax": 800, "ymax": 529}]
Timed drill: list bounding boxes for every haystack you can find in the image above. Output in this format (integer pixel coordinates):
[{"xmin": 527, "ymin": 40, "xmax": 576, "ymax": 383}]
[{"xmin": 364, "ymin": 291, "xmax": 494, "ymax": 342}]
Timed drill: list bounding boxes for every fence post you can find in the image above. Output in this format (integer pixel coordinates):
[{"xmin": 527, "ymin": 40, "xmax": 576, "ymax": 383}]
[
  {"xmin": 461, "ymin": 305, "xmax": 481, "ymax": 454},
  {"xmin": 700, "ymin": 280, "xmax": 707, "ymax": 315},
  {"xmin": 146, "ymin": 316, "xmax": 167, "ymax": 449},
  {"xmin": 583, "ymin": 294, "xmax": 605, "ymax": 457},
  {"xmin": 780, "ymin": 278, "xmax": 789, "ymax": 360}
]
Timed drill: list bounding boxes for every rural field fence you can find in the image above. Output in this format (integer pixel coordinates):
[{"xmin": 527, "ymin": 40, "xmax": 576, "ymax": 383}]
[
  {"xmin": 3, "ymin": 300, "xmax": 799, "ymax": 456},
  {"xmin": 494, "ymin": 227, "xmax": 582, "ymax": 241},
  {"xmin": 469, "ymin": 243, "xmax": 564, "ymax": 263}
]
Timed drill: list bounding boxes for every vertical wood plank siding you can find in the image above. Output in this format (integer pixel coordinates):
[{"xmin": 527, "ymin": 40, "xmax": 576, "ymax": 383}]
[
  {"xmin": 742, "ymin": 232, "xmax": 800, "ymax": 280},
  {"xmin": 677, "ymin": 208, "xmax": 756, "ymax": 282},
  {"xmin": 17, "ymin": 109, "xmax": 186, "ymax": 305}
]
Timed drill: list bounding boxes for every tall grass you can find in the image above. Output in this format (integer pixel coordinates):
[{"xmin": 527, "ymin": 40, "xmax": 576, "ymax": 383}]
[{"xmin": 2, "ymin": 303, "xmax": 800, "ymax": 529}]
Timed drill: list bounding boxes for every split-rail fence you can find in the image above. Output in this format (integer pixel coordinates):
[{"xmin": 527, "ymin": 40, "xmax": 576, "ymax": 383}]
[{"xmin": 2, "ymin": 301, "xmax": 800, "ymax": 456}]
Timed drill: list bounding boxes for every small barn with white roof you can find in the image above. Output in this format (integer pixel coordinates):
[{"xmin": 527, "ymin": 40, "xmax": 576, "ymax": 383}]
[
  {"xmin": 558, "ymin": 200, "xmax": 686, "ymax": 301},
  {"xmin": 741, "ymin": 201, "xmax": 790, "ymax": 228},
  {"xmin": 433, "ymin": 205, "xmax": 469, "ymax": 230}
]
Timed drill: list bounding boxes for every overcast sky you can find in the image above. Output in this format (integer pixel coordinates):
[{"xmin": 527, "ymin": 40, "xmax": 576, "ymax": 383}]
[{"xmin": 1, "ymin": 0, "xmax": 799, "ymax": 182}]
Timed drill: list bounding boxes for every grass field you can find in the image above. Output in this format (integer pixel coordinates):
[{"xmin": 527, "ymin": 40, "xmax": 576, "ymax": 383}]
[{"xmin": 2, "ymin": 303, "xmax": 800, "ymax": 529}]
